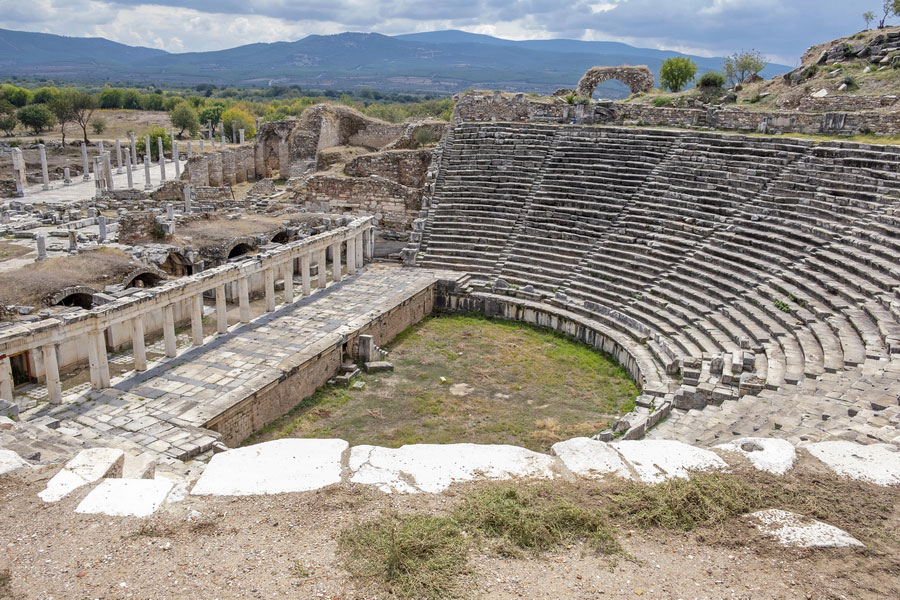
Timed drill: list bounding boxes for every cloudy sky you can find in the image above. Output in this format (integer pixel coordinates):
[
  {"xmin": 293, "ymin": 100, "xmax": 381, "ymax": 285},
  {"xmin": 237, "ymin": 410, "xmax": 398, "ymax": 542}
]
[{"xmin": 0, "ymin": 0, "xmax": 891, "ymax": 65}]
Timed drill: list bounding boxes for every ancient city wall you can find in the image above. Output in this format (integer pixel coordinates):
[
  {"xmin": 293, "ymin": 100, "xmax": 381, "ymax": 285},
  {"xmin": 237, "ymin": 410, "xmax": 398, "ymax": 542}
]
[{"xmin": 343, "ymin": 149, "xmax": 432, "ymax": 188}]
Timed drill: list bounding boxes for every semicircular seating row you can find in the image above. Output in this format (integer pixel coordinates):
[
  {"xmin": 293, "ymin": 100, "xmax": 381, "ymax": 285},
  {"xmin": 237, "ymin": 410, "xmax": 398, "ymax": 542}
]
[{"xmin": 415, "ymin": 122, "xmax": 900, "ymax": 441}]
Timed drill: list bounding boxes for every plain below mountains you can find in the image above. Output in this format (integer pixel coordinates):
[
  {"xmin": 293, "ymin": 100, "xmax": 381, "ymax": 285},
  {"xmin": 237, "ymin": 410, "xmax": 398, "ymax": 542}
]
[{"xmin": 0, "ymin": 28, "xmax": 791, "ymax": 97}]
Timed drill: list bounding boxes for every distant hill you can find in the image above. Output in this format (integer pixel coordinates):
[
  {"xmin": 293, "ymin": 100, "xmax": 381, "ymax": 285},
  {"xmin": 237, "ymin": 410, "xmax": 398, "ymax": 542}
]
[{"xmin": 0, "ymin": 28, "xmax": 792, "ymax": 97}]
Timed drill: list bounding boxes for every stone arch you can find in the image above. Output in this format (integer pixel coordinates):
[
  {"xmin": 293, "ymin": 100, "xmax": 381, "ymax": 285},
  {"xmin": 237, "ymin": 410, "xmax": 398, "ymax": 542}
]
[
  {"xmin": 575, "ymin": 65, "xmax": 655, "ymax": 98},
  {"xmin": 270, "ymin": 230, "xmax": 291, "ymax": 244},
  {"xmin": 46, "ymin": 286, "xmax": 97, "ymax": 309},
  {"xmin": 161, "ymin": 251, "xmax": 194, "ymax": 277},
  {"xmin": 227, "ymin": 237, "xmax": 257, "ymax": 260},
  {"xmin": 122, "ymin": 267, "xmax": 167, "ymax": 289}
]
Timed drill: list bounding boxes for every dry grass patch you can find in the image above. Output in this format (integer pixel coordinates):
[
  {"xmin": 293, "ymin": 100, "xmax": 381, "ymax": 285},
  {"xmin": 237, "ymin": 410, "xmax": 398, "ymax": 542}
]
[{"xmin": 0, "ymin": 247, "xmax": 135, "ymax": 306}]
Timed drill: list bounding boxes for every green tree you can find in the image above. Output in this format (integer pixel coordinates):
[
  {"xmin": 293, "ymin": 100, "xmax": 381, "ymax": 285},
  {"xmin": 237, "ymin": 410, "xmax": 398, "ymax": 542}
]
[
  {"xmin": 198, "ymin": 103, "xmax": 225, "ymax": 129},
  {"xmin": 69, "ymin": 90, "xmax": 97, "ymax": 144},
  {"xmin": 32, "ymin": 86, "xmax": 61, "ymax": 104},
  {"xmin": 90, "ymin": 117, "xmax": 107, "ymax": 134},
  {"xmin": 864, "ymin": 10, "xmax": 877, "ymax": 28},
  {"xmin": 0, "ymin": 84, "xmax": 33, "ymax": 107},
  {"xmin": 139, "ymin": 93, "xmax": 165, "ymax": 111},
  {"xmin": 169, "ymin": 102, "xmax": 200, "ymax": 137},
  {"xmin": 220, "ymin": 107, "xmax": 256, "ymax": 142},
  {"xmin": 659, "ymin": 57, "xmax": 698, "ymax": 92},
  {"xmin": 47, "ymin": 91, "xmax": 76, "ymax": 145},
  {"xmin": 723, "ymin": 50, "xmax": 768, "ymax": 86},
  {"xmin": 17, "ymin": 104, "xmax": 55, "ymax": 134},
  {"xmin": 879, "ymin": 0, "xmax": 900, "ymax": 27},
  {"xmin": 0, "ymin": 100, "xmax": 17, "ymax": 136},
  {"xmin": 135, "ymin": 126, "xmax": 171, "ymax": 161},
  {"xmin": 98, "ymin": 87, "xmax": 124, "ymax": 109}
]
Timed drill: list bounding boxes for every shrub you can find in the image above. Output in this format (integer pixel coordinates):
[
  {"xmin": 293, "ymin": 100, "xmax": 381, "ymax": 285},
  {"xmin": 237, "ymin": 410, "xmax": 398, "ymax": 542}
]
[
  {"xmin": 90, "ymin": 117, "xmax": 107, "ymax": 134},
  {"xmin": 659, "ymin": 57, "xmax": 698, "ymax": 92},
  {"xmin": 98, "ymin": 87, "xmax": 124, "ymax": 109},
  {"xmin": 652, "ymin": 97, "xmax": 673, "ymax": 107},
  {"xmin": 843, "ymin": 75, "xmax": 859, "ymax": 91},
  {"xmin": 198, "ymin": 103, "xmax": 225, "ymax": 128},
  {"xmin": 0, "ymin": 84, "xmax": 33, "ymax": 107},
  {"xmin": 698, "ymin": 71, "xmax": 726, "ymax": 90},
  {"xmin": 136, "ymin": 125, "xmax": 171, "ymax": 160},
  {"xmin": 414, "ymin": 127, "xmax": 436, "ymax": 147},
  {"xmin": 220, "ymin": 107, "xmax": 256, "ymax": 142},
  {"xmin": 723, "ymin": 50, "xmax": 768, "ymax": 86},
  {"xmin": 32, "ymin": 86, "xmax": 61, "ymax": 104},
  {"xmin": 0, "ymin": 100, "xmax": 17, "ymax": 136},
  {"xmin": 17, "ymin": 103, "xmax": 55, "ymax": 134},
  {"xmin": 139, "ymin": 93, "xmax": 165, "ymax": 111},
  {"xmin": 121, "ymin": 88, "xmax": 142, "ymax": 110},
  {"xmin": 803, "ymin": 64, "xmax": 819, "ymax": 81}
]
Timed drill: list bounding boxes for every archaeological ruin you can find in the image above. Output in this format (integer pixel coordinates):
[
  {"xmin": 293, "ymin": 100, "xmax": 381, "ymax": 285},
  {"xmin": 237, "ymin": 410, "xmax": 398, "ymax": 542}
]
[{"xmin": 1, "ymin": 57, "xmax": 899, "ymax": 564}]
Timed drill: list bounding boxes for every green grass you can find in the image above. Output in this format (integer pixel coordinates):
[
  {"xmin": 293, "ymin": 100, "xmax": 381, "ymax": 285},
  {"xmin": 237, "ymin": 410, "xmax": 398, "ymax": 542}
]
[{"xmin": 246, "ymin": 314, "xmax": 639, "ymax": 451}]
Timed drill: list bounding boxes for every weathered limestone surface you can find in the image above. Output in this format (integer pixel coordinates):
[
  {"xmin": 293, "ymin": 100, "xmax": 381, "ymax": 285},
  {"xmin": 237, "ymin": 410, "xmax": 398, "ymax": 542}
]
[
  {"xmin": 191, "ymin": 439, "xmax": 347, "ymax": 496},
  {"xmin": 38, "ymin": 447, "xmax": 124, "ymax": 502},
  {"xmin": 550, "ymin": 437, "xmax": 631, "ymax": 479},
  {"xmin": 747, "ymin": 509, "xmax": 864, "ymax": 548},
  {"xmin": 75, "ymin": 478, "xmax": 174, "ymax": 517},
  {"xmin": 575, "ymin": 65, "xmax": 655, "ymax": 97},
  {"xmin": 610, "ymin": 440, "xmax": 728, "ymax": 483},
  {"xmin": 802, "ymin": 441, "xmax": 900, "ymax": 486},
  {"xmin": 715, "ymin": 438, "xmax": 797, "ymax": 475},
  {"xmin": 0, "ymin": 449, "xmax": 31, "ymax": 475}
]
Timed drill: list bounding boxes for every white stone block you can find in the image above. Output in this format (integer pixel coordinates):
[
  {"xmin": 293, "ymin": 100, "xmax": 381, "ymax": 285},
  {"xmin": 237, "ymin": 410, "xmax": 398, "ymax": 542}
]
[
  {"xmin": 0, "ymin": 449, "xmax": 31, "ymax": 476},
  {"xmin": 123, "ymin": 453, "xmax": 157, "ymax": 479},
  {"xmin": 550, "ymin": 437, "xmax": 631, "ymax": 479},
  {"xmin": 715, "ymin": 437, "xmax": 797, "ymax": 475},
  {"xmin": 38, "ymin": 448, "xmax": 124, "ymax": 502},
  {"xmin": 747, "ymin": 509, "xmax": 863, "ymax": 548},
  {"xmin": 76, "ymin": 478, "xmax": 174, "ymax": 517},
  {"xmin": 610, "ymin": 440, "xmax": 727, "ymax": 484},
  {"xmin": 349, "ymin": 443, "xmax": 557, "ymax": 494},
  {"xmin": 803, "ymin": 441, "xmax": 900, "ymax": 486},
  {"xmin": 191, "ymin": 439, "xmax": 347, "ymax": 496}
]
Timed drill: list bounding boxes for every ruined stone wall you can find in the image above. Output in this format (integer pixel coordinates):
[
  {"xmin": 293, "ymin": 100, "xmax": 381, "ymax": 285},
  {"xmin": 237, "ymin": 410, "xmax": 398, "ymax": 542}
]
[
  {"xmin": 343, "ymin": 149, "xmax": 433, "ymax": 188},
  {"xmin": 348, "ymin": 122, "xmax": 406, "ymax": 149},
  {"xmin": 184, "ymin": 147, "xmax": 257, "ymax": 188},
  {"xmin": 382, "ymin": 121, "xmax": 449, "ymax": 150},
  {"xmin": 292, "ymin": 175, "xmax": 421, "ymax": 231},
  {"xmin": 796, "ymin": 95, "xmax": 898, "ymax": 112},
  {"xmin": 453, "ymin": 91, "xmax": 900, "ymax": 136},
  {"xmin": 204, "ymin": 284, "xmax": 435, "ymax": 446},
  {"xmin": 118, "ymin": 211, "xmax": 160, "ymax": 245}
]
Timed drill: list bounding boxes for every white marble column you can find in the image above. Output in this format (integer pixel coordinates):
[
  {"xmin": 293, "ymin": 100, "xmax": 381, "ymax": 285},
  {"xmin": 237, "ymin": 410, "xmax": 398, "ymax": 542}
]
[
  {"xmin": 86, "ymin": 330, "xmax": 110, "ymax": 389},
  {"xmin": 356, "ymin": 232, "xmax": 364, "ymax": 266},
  {"xmin": 132, "ymin": 316, "xmax": 147, "ymax": 371},
  {"xmin": 301, "ymin": 254, "xmax": 311, "ymax": 297},
  {"xmin": 264, "ymin": 268, "xmax": 276, "ymax": 312},
  {"xmin": 215, "ymin": 284, "xmax": 228, "ymax": 334},
  {"xmin": 317, "ymin": 249, "xmax": 328, "ymax": 289},
  {"xmin": 239, "ymin": 277, "xmax": 250, "ymax": 323},
  {"xmin": 332, "ymin": 241, "xmax": 342, "ymax": 283},
  {"xmin": 124, "ymin": 148, "xmax": 133, "ymax": 189},
  {"xmin": 0, "ymin": 355, "xmax": 14, "ymax": 401},
  {"xmin": 346, "ymin": 236, "xmax": 356, "ymax": 275},
  {"xmin": 129, "ymin": 132, "xmax": 137, "ymax": 167},
  {"xmin": 283, "ymin": 261, "xmax": 294, "ymax": 303},
  {"xmin": 158, "ymin": 137, "xmax": 167, "ymax": 182},
  {"xmin": 173, "ymin": 141, "xmax": 180, "ymax": 178},
  {"xmin": 81, "ymin": 142, "xmax": 91, "ymax": 180},
  {"xmin": 39, "ymin": 144, "xmax": 50, "ymax": 190},
  {"xmin": 42, "ymin": 344, "xmax": 62, "ymax": 404},
  {"xmin": 115, "ymin": 139, "xmax": 123, "ymax": 174},
  {"xmin": 143, "ymin": 155, "xmax": 152, "ymax": 190},
  {"xmin": 163, "ymin": 305, "xmax": 177, "ymax": 358},
  {"xmin": 191, "ymin": 295, "xmax": 204, "ymax": 346}
]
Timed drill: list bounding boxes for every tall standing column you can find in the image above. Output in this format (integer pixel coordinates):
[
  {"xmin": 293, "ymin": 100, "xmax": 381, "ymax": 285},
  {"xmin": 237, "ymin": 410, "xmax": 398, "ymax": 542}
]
[
  {"xmin": 104, "ymin": 152, "xmax": 115, "ymax": 191},
  {"xmin": 215, "ymin": 284, "xmax": 228, "ymax": 334},
  {"xmin": 187, "ymin": 141, "xmax": 193, "ymax": 159},
  {"xmin": 163, "ymin": 305, "xmax": 177, "ymax": 358},
  {"xmin": 331, "ymin": 241, "xmax": 342, "ymax": 283},
  {"xmin": 144, "ymin": 134, "xmax": 151, "ymax": 162},
  {"xmin": 129, "ymin": 132, "xmax": 137, "ymax": 167},
  {"xmin": 115, "ymin": 139, "xmax": 123, "ymax": 173},
  {"xmin": 81, "ymin": 142, "xmax": 91, "ymax": 180},
  {"xmin": 86, "ymin": 330, "xmax": 110, "ymax": 389},
  {"xmin": 124, "ymin": 148, "xmax": 133, "ymax": 189},
  {"xmin": 346, "ymin": 236, "xmax": 356, "ymax": 275},
  {"xmin": 173, "ymin": 141, "xmax": 180, "ymax": 178},
  {"xmin": 38, "ymin": 144, "xmax": 50, "ymax": 190},
  {"xmin": 317, "ymin": 249, "xmax": 328, "ymax": 289},
  {"xmin": 143, "ymin": 155, "xmax": 152, "ymax": 190},
  {"xmin": 264, "ymin": 268, "xmax": 276, "ymax": 312},
  {"xmin": 132, "ymin": 316, "xmax": 147, "ymax": 371},
  {"xmin": 158, "ymin": 137, "xmax": 167, "ymax": 182},
  {"xmin": 283, "ymin": 261, "xmax": 294, "ymax": 304},
  {"xmin": 0, "ymin": 355, "xmax": 13, "ymax": 401},
  {"xmin": 41, "ymin": 344, "xmax": 62, "ymax": 404},
  {"xmin": 301, "ymin": 254, "xmax": 311, "ymax": 296},
  {"xmin": 356, "ymin": 232, "xmax": 364, "ymax": 266},
  {"xmin": 191, "ymin": 295, "xmax": 204, "ymax": 346},
  {"xmin": 238, "ymin": 277, "xmax": 250, "ymax": 323}
]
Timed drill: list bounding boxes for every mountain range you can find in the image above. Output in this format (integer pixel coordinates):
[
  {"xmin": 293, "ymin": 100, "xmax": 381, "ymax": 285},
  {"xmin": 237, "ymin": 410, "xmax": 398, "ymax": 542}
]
[{"xmin": 0, "ymin": 28, "xmax": 792, "ymax": 97}]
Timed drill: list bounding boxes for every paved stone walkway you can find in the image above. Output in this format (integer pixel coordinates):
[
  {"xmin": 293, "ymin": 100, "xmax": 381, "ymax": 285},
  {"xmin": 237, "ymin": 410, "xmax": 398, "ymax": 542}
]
[{"xmin": 6, "ymin": 264, "xmax": 456, "ymax": 464}]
